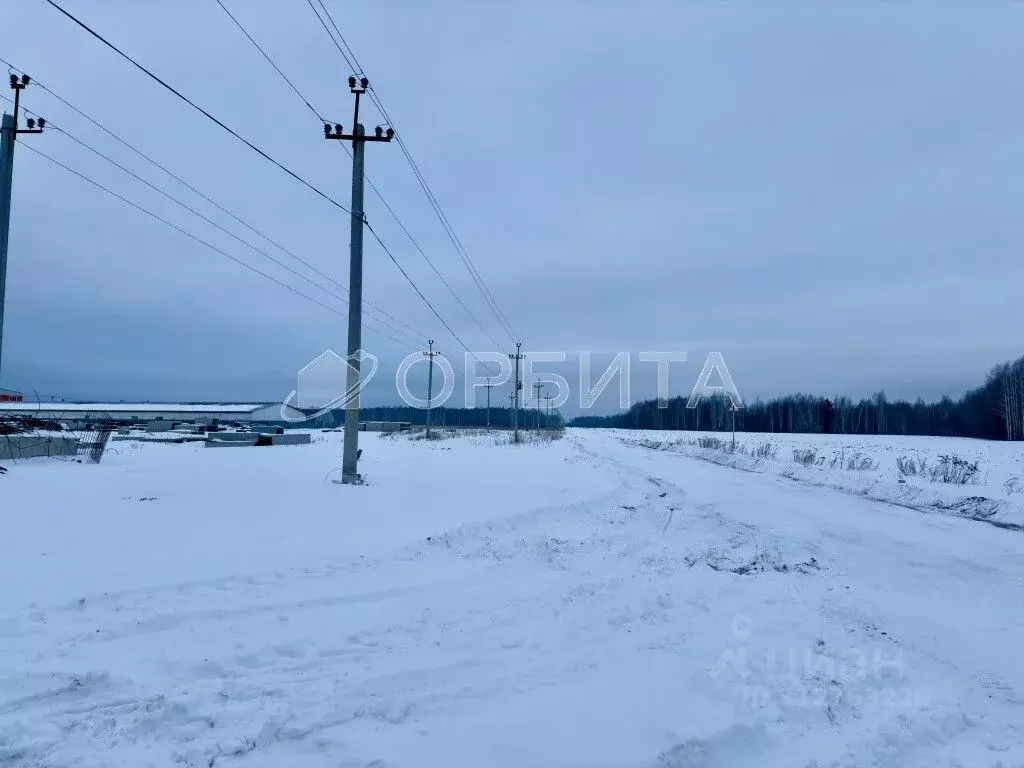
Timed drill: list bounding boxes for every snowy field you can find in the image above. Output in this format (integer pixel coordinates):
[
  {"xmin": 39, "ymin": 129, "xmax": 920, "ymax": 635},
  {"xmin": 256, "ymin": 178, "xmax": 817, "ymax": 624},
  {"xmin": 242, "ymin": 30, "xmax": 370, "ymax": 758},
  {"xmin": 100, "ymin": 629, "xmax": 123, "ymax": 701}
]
[
  {"xmin": 618, "ymin": 429, "xmax": 1024, "ymax": 530},
  {"xmin": 1, "ymin": 428, "xmax": 1023, "ymax": 767}
]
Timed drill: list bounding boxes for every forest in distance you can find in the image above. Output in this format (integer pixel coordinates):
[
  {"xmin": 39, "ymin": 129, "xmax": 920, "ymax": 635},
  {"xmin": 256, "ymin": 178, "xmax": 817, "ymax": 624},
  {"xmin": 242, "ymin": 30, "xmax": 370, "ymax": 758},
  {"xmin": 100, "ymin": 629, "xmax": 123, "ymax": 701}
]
[
  {"xmin": 569, "ymin": 354, "xmax": 1024, "ymax": 441},
  {"xmin": 304, "ymin": 355, "xmax": 1024, "ymax": 441}
]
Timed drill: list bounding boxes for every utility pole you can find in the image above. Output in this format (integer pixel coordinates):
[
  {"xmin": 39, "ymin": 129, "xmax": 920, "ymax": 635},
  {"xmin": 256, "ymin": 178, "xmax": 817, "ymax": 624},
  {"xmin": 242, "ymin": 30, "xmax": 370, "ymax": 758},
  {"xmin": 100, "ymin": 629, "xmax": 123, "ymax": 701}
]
[
  {"xmin": 0, "ymin": 74, "xmax": 45, "ymax": 389},
  {"xmin": 544, "ymin": 392, "xmax": 553, "ymax": 428},
  {"xmin": 323, "ymin": 76, "xmax": 393, "ymax": 484},
  {"xmin": 483, "ymin": 377, "xmax": 494, "ymax": 428},
  {"xmin": 508, "ymin": 343, "xmax": 523, "ymax": 444},
  {"xmin": 731, "ymin": 403, "xmax": 737, "ymax": 452},
  {"xmin": 532, "ymin": 381, "xmax": 544, "ymax": 429},
  {"xmin": 423, "ymin": 339, "xmax": 437, "ymax": 439}
]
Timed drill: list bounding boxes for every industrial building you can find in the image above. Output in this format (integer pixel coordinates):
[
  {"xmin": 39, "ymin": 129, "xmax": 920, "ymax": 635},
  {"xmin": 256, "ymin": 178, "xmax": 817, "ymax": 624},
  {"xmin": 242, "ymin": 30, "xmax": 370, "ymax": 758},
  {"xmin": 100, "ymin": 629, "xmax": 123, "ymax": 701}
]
[{"xmin": 0, "ymin": 402, "xmax": 306, "ymax": 424}]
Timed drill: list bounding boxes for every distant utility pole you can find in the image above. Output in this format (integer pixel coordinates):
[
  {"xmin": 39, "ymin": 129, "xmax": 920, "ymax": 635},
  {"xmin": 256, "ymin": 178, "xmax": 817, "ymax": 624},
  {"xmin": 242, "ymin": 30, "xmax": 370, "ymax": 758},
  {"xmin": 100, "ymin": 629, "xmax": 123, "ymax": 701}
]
[
  {"xmin": 544, "ymin": 392, "xmax": 553, "ymax": 428},
  {"xmin": 483, "ymin": 377, "xmax": 494, "ymax": 428},
  {"xmin": 423, "ymin": 339, "xmax": 438, "ymax": 438},
  {"xmin": 0, "ymin": 74, "xmax": 45, "ymax": 389},
  {"xmin": 508, "ymin": 342, "xmax": 523, "ymax": 443},
  {"xmin": 532, "ymin": 381, "xmax": 544, "ymax": 429},
  {"xmin": 323, "ymin": 75, "xmax": 393, "ymax": 485}
]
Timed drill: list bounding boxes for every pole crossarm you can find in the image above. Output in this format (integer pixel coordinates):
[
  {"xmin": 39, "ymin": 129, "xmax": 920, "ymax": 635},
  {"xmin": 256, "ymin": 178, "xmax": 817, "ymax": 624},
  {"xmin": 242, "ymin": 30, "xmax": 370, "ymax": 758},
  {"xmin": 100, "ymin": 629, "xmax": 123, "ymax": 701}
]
[{"xmin": 323, "ymin": 77, "xmax": 393, "ymax": 146}]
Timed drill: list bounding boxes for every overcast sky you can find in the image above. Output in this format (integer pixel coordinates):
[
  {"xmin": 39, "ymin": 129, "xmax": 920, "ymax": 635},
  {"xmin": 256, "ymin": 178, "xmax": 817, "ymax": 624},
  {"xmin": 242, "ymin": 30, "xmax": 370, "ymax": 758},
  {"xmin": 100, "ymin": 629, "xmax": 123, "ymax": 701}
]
[{"xmin": 2, "ymin": 1, "xmax": 1022, "ymax": 413}]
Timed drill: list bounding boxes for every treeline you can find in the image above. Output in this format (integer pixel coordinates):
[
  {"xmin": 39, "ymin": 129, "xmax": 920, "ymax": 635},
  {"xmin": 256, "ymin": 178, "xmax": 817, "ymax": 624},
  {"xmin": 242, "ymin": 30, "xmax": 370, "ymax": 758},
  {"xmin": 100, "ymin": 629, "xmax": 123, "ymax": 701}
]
[
  {"xmin": 570, "ymin": 354, "xmax": 1024, "ymax": 441},
  {"xmin": 307, "ymin": 405, "xmax": 564, "ymax": 430}
]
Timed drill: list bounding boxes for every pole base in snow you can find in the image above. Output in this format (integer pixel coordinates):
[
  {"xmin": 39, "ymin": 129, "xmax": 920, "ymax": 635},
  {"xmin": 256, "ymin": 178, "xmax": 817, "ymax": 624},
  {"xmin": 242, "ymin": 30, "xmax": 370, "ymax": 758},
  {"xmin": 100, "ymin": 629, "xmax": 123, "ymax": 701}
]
[{"xmin": 333, "ymin": 471, "xmax": 364, "ymax": 485}]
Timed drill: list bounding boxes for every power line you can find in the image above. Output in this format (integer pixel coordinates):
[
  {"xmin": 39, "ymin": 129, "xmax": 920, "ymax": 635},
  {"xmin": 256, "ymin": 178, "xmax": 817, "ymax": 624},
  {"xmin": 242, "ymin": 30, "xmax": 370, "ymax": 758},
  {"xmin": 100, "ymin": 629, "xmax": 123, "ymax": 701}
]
[
  {"xmin": 41, "ymin": 0, "xmax": 352, "ymax": 216},
  {"xmin": 364, "ymin": 219, "xmax": 500, "ymax": 376},
  {"xmin": 392, "ymin": 134, "xmax": 518, "ymax": 341},
  {"xmin": 210, "ymin": 7, "xmax": 503, "ymax": 348},
  {"xmin": 382, "ymin": 120, "xmax": 517, "ymax": 342},
  {"xmin": 0, "ymin": 60, "xmax": 424, "ymax": 339},
  {"xmin": 361, "ymin": 174, "xmax": 503, "ymax": 348},
  {"xmin": 52, "ymin": 124, "xmax": 423, "ymax": 344},
  {"xmin": 0, "ymin": 81, "xmax": 423, "ymax": 342},
  {"xmin": 213, "ymin": 0, "xmax": 326, "ymax": 122},
  {"xmin": 32, "ymin": 3, "xmax": 519, "ymax": 354},
  {"xmin": 305, "ymin": 0, "xmax": 519, "ymax": 343},
  {"xmin": 299, "ymin": 0, "xmax": 516, "ymax": 340},
  {"xmin": 303, "ymin": 0, "xmax": 357, "ymax": 74},
  {"xmin": 312, "ymin": 0, "xmax": 364, "ymax": 74},
  {"xmin": 21, "ymin": 143, "xmax": 417, "ymax": 348},
  {"xmin": 41, "ymin": 0, "xmax": 506, "ymax": 368},
  {"xmin": 362, "ymin": 91, "xmax": 517, "ymax": 340}
]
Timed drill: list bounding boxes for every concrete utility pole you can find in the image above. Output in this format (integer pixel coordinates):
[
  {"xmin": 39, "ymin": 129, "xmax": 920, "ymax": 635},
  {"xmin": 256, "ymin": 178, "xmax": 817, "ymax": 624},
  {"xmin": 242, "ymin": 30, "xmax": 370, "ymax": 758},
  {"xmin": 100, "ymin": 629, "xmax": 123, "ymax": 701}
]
[
  {"xmin": 0, "ymin": 74, "xmax": 45, "ymax": 389},
  {"xmin": 483, "ymin": 377, "xmax": 494, "ymax": 428},
  {"xmin": 544, "ymin": 392, "xmax": 553, "ymax": 427},
  {"xmin": 323, "ymin": 76, "xmax": 393, "ymax": 484},
  {"xmin": 508, "ymin": 342, "xmax": 523, "ymax": 443},
  {"xmin": 532, "ymin": 381, "xmax": 544, "ymax": 429},
  {"xmin": 423, "ymin": 339, "xmax": 437, "ymax": 438}
]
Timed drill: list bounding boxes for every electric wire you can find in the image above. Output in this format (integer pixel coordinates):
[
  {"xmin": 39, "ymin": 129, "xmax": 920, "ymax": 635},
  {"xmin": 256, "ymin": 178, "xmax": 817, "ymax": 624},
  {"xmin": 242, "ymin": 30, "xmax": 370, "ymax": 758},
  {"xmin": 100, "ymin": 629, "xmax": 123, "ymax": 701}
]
[
  {"xmin": 303, "ymin": 0, "xmax": 358, "ymax": 74},
  {"xmin": 312, "ymin": 0, "xmax": 364, "ymax": 75},
  {"xmin": 364, "ymin": 220, "xmax": 501, "ymax": 375},
  {"xmin": 214, "ymin": 0, "xmax": 327, "ymax": 122},
  {"xmin": 52, "ymin": 124, "xmax": 424, "ymax": 345},
  {"xmin": 304, "ymin": 0, "xmax": 519, "ymax": 343},
  {"xmin": 41, "ymin": 0, "xmax": 353, "ymax": 216},
  {"xmin": 0, "ymin": 64, "xmax": 425, "ymax": 341},
  {"xmin": 34, "ymin": 2, "xmax": 511, "ymax": 367},
  {"xmin": 19, "ymin": 143, "xmax": 417, "ymax": 348},
  {"xmin": 211, "ymin": 3, "xmax": 504, "ymax": 350}
]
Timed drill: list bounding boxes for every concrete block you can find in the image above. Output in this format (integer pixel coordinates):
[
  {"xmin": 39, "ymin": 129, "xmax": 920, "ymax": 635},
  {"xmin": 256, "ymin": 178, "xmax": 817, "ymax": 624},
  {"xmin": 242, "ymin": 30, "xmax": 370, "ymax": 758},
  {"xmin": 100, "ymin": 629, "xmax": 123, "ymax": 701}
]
[
  {"xmin": 146, "ymin": 421, "xmax": 175, "ymax": 433},
  {"xmin": 210, "ymin": 432, "xmax": 258, "ymax": 442},
  {"xmin": 0, "ymin": 435, "xmax": 80, "ymax": 460},
  {"xmin": 205, "ymin": 437, "xmax": 258, "ymax": 447},
  {"xmin": 261, "ymin": 432, "xmax": 312, "ymax": 446},
  {"xmin": 359, "ymin": 421, "xmax": 411, "ymax": 433}
]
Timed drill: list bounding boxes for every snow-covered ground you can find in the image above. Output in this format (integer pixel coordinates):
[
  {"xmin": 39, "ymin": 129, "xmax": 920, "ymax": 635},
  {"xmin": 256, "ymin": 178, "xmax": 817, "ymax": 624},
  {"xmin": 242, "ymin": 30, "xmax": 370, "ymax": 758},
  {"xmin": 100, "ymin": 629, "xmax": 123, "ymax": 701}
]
[
  {"xmin": 618, "ymin": 429, "xmax": 1024, "ymax": 530},
  {"xmin": 1, "ymin": 428, "xmax": 1023, "ymax": 767}
]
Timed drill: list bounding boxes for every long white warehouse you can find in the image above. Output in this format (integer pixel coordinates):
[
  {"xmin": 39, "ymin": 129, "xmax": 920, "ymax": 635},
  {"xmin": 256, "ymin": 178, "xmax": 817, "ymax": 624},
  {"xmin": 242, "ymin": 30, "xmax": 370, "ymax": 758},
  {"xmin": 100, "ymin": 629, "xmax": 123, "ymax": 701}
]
[{"xmin": 0, "ymin": 402, "xmax": 306, "ymax": 423}]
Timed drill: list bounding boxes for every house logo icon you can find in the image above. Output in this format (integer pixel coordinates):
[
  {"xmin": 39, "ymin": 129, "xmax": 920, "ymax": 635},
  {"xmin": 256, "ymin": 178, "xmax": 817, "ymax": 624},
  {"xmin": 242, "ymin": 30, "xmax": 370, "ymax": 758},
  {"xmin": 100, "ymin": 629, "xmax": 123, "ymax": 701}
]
[{"xmin": 279, "ymin": 349, "xmax": 379, "ymax": 422}]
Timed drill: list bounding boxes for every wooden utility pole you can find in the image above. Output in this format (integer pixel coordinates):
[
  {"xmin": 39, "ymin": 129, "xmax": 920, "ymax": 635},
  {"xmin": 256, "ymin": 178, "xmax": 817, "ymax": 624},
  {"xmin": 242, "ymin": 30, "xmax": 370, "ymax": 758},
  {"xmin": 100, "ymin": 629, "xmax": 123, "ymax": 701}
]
[
  {"xmin": 323, "ymin": 76, "xmax": 393, "ymax": 484},
  {"xmin": 423, "ymin": 339, "xmax": 438, "ymax": 438},
  {"xmin": 0, "ymin": 74, "xmax": 45, "ymax": 389},
  {"xmin": 483, "ymin": 377, "xmax": 494, "ymax": 428},
  {"xmin": 508, "ymin": 343, "xmax": 523, "ymax": 443}
]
